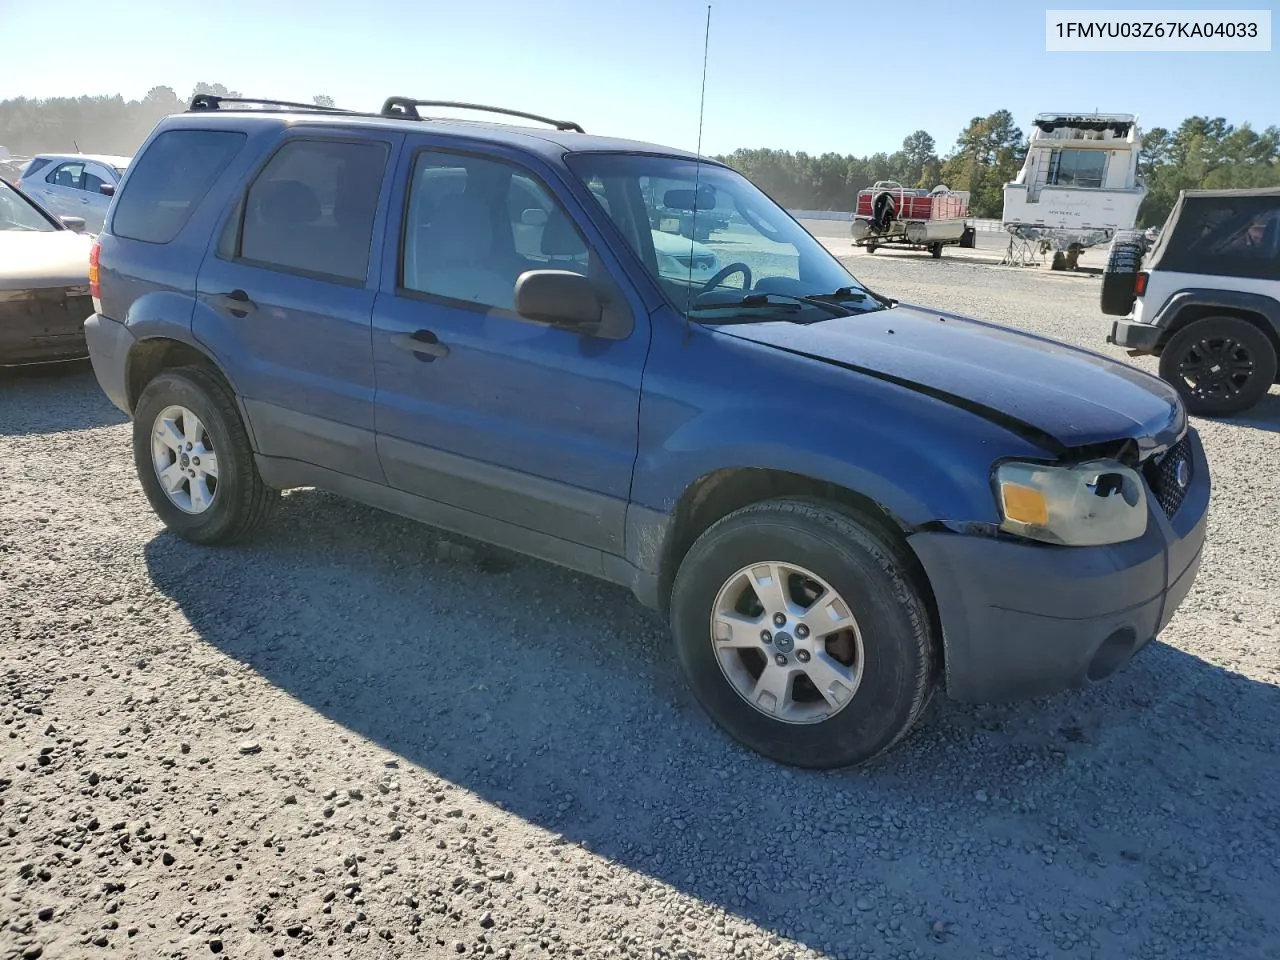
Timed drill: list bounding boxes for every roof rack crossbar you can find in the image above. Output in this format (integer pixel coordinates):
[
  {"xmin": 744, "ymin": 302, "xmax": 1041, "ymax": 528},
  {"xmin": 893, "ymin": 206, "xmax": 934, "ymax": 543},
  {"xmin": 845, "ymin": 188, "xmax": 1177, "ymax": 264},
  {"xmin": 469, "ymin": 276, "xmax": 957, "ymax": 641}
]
[
  {"xmin": 379, "ymin": 97, "xmax": 584, "ymax": 133},
  {"xmin": 188, "ymin": 95, "xmax": 359, "ymax": 115}
]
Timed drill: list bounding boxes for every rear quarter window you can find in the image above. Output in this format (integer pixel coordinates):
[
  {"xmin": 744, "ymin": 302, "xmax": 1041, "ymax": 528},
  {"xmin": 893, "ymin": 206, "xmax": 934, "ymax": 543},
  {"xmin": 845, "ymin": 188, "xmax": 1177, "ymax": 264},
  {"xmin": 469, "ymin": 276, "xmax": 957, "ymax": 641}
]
[
  {"xmin": 21, "ymin": 157, "xmax": 53, "ymax": 179},
  {"xmin": 1161, "ymin": 196, "xmax": 1280, "ymax": 281},
  {"xmin": 111, "ymin": 130, "xmax": 246, "ymax": 244}
]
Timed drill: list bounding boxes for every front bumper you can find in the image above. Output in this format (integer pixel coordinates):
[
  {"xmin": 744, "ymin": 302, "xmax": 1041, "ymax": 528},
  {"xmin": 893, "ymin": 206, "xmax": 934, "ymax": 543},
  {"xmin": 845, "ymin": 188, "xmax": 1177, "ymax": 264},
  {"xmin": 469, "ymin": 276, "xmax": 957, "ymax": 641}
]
[
  {"xmin": 1107, "ymin": 317, "xmax": 1161, "ymax": 353},
  {"xmin": 83, "ymin": 313, "xmax": 136, "ymax": 416},
  {"xmin": 908, "ymin": 428, "xmax": 1210, "ymax": 703}
]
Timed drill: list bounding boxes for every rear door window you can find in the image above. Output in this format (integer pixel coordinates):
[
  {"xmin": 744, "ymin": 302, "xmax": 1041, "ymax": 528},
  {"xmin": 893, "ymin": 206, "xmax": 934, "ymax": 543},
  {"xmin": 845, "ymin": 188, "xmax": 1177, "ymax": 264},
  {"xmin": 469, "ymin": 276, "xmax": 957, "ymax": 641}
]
[
  {"xmin": 47, "ymin": 162, "xmax": 85, "ymax": 190},
  {"xmin": 231, "ymin": 138, "xmax": 388, "ymax": 284},
  {"xmin": 112, "ymin": 130, "xmax": 247, "ymax": 244}
]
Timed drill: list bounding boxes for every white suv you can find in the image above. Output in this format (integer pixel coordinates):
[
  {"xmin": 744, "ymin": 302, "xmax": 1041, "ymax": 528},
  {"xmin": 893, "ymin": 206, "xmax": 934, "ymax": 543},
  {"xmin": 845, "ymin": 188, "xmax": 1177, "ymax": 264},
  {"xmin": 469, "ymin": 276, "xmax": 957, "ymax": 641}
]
[
  {"xmin": 1103, "ymin": 186, "xmax": 1280, "ymax": 416},
  {"xmin": 16, "ymin": 153, "xmax": 132, "ymax": 233}
]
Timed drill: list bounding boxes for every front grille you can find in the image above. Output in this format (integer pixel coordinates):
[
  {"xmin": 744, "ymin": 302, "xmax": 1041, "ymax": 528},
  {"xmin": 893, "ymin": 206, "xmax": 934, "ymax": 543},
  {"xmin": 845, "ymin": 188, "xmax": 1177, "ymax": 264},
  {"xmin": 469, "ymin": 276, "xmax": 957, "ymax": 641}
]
[{"xmin": 1143, "ymin": 434, "xmax": 1193, "ymax": 518}]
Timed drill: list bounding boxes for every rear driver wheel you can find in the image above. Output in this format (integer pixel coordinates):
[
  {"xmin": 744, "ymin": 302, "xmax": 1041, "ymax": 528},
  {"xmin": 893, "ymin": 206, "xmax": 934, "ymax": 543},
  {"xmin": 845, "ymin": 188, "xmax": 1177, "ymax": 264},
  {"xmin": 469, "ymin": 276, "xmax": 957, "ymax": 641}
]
[
  {"xmin": 1158, "ymin": 316, "xmax": 1277, "ymax": 416},
  {"xmin": 669, "ymin": 499, "xmax": 937, "ymax": 769},
  {"xmin": 132, "ymin": 366, "xmax": 279, "ymax": 544}
]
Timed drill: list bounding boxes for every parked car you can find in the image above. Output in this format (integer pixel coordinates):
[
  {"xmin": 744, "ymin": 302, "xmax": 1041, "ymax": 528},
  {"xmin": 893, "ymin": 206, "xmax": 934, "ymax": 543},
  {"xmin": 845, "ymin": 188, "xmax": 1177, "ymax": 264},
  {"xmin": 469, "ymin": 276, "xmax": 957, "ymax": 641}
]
[
  {"xmin": 83, "ymin": 95, "xmax": 1209, "ymax": 769},
  {"xmin": 1104, "ymin": 186, "xmax": 1280, "ymax": 415},
  {"xmin": 16, "ymin": 153, "xmax": 131, "ymax": 234},
  {"xmin": 650, "ymin": 228, "xmax": 719, "ymax": 283},
  {"xmin": 0, "ymin": 177, "xmax": 94, "ymax": 365}
]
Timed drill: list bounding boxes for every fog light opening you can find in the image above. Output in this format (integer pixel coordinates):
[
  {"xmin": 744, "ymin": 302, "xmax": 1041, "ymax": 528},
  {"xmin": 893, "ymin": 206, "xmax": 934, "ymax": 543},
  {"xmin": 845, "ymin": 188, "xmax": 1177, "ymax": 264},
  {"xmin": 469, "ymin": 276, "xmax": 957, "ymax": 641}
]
[{"xmin": 1087, "ymin": 628, "xmax": 1137, "ymax": 682}]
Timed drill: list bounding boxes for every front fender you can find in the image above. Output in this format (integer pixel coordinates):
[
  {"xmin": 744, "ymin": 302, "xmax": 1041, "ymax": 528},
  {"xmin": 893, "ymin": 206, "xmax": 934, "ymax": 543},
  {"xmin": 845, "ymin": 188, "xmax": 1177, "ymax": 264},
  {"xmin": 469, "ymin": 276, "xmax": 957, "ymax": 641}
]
[{"xmin": 631, "ymin": 323, "xmax": 1051, "ymax": 528}]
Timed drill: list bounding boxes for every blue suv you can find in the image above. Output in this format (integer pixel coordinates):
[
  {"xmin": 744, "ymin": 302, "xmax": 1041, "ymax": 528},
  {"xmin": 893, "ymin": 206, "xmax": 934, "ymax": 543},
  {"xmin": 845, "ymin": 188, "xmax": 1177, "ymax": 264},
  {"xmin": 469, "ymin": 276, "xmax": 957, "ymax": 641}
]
[{"xmin": 83, "ymin": 95, "xmax": 1210, "ymax": 769}]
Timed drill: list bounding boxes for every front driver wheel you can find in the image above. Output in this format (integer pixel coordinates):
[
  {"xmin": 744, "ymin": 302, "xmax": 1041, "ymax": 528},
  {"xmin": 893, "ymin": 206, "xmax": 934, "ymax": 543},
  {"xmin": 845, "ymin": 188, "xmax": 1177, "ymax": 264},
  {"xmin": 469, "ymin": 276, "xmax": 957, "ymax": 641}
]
[{"xmin": 669, "ymin": 499, "xmax": 937, "ymax": 769}]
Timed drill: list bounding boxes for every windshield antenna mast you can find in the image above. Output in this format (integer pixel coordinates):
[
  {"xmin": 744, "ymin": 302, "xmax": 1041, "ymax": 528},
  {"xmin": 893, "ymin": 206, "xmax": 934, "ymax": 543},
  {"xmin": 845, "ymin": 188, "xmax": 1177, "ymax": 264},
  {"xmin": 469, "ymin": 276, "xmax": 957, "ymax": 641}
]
[{"xmin": 686, "ymin": 3, "xmax": 712, "ymax": 335}]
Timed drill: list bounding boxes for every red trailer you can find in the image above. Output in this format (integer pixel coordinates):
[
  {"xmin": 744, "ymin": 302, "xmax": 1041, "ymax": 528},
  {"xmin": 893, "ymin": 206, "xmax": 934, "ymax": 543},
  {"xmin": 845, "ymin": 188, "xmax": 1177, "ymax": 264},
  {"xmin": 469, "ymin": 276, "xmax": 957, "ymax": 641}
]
[{"xmin": 850, "ymin": 181, "xmax": 973, "ymax": 257}]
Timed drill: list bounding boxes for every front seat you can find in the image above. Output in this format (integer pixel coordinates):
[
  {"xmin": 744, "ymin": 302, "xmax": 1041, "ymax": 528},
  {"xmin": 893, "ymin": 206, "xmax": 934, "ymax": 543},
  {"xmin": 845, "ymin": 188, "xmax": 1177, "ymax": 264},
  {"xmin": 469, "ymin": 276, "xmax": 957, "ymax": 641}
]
[
  {"xmin": 540, "ymin": 207, "xmax": 589, "ymax": 271},
  {"xmin": 242, "ymin": 179, "xmax": 323, "ymax": 272},
  {"xmin": 411, "ymin": 191, "xmax": 514, "ymax": 310}
]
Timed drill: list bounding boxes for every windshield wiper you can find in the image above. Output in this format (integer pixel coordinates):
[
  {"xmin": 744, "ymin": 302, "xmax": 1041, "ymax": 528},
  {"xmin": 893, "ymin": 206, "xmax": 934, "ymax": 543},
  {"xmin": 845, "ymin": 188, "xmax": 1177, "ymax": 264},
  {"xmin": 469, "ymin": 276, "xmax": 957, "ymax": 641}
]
[
  {"xmin": 810, "ymin": 285, "xmax": 897, "ymax": 309},
  {"xmin": 688, "ymin": 293, "xmax": 804, "ymax": 316},
  {"xmin": 690, "ymin": 291, "xmax": 852, "ymax": 318}
]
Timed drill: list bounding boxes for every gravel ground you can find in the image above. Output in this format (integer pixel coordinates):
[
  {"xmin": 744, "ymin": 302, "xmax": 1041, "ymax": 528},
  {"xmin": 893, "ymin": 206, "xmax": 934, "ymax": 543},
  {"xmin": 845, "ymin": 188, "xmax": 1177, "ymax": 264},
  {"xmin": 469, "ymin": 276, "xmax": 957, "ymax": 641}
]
[{"xmin": 2, "ymin": 254, "xmax": 1279, "ymax": 960}]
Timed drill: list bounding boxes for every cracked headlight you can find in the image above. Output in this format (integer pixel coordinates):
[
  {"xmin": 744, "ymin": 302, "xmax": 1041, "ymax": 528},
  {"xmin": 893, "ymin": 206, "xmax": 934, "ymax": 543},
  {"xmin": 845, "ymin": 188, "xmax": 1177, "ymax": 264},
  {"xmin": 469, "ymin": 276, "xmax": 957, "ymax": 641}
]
[{"xmin": 995, "ymin": 459, "xmax": 1148, "ymax": 546}]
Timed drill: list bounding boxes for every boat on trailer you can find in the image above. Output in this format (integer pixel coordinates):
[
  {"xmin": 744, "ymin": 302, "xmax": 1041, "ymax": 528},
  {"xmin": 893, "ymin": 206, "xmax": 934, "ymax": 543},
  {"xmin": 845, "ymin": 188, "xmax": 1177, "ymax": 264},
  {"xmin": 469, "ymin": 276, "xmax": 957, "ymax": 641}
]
[
  {"xmin": 850, "ymin": 182, "xmax": 973, "ymax": 258},
  {"xmin": 1002, "ymin": 112, "xmax": 1146, "ymax": 269}
]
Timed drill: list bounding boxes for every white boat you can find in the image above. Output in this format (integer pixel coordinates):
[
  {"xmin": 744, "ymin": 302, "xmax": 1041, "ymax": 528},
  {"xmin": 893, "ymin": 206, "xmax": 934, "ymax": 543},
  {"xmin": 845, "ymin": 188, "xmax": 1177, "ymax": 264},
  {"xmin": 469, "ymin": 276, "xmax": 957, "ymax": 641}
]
[{"xmin": 1002, "ymin": 113, "xmax": 1146, "ymax": 262}]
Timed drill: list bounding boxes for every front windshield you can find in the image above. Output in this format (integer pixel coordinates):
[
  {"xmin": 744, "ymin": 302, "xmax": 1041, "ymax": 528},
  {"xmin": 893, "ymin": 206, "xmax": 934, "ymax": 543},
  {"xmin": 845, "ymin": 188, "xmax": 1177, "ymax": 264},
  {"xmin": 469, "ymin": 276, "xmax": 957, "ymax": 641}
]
[
  {"xmin": 0, "ymin": 181, "xmax": 56, "ymax": 232},
  {"xmin": 565, "ymin": 153, "xmax": 877, "ymax": 320}
]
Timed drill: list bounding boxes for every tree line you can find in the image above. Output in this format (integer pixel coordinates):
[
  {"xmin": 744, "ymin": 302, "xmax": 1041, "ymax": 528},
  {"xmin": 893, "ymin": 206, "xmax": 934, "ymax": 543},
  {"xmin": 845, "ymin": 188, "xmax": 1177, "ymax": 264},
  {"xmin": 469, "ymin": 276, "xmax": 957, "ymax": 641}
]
[
  {"xmin": 2, "ymin": 88, "xmax": 1275, "ymax": 228},
  {"xmin": 0, "ymin": 84, "xmax": 336, "ymax": 165},
  {"xmin": 715, "ymin": 110, "xmax": 1280, "ymax": 227}
]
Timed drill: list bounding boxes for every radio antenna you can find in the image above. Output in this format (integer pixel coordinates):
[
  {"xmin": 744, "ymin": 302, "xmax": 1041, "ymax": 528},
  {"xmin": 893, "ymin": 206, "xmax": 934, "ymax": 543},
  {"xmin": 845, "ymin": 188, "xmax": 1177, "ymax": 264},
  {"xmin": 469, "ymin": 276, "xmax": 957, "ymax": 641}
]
[
  {"xmin": 685, "ymin": 3, "xmax": 712, "ymax": 333},
  {"xmin": 695, "ymin": 4, "xmax": 711, "ymax": 162}
]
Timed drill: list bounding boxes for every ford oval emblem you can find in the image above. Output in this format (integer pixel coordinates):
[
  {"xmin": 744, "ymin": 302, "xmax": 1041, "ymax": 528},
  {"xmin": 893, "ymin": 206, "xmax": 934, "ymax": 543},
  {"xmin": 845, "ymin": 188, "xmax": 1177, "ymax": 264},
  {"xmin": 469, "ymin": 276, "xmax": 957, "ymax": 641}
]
[{"xmin": 1175, "ymin": 459, "xmax": 1190, "ymax": 490}]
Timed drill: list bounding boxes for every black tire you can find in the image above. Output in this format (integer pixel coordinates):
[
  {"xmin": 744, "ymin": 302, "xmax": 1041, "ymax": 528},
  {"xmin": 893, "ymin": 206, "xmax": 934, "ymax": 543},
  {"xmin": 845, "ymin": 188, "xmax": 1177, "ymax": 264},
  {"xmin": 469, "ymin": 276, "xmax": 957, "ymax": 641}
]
[
  {"xmin": 1158, "ymin": 316, "xmax": 1278, "ymax": 416},
  {"xmin": 929, "ymin": 243, "xmax": 942, "ymax": 259},
  {"xmin": 132, "ymin": 365, "xmax": 279, "ymax": 544},
  {"xmin": 865, "ymin": 242, "xmax": 877, "ymax": 254},
  {"xmin": 1099, "ymin": 231, "xmax": 1147, "ymax": 316},
  {"xmin": 669, "ymin": 498, "xmax": 937, "ymax": 769}
]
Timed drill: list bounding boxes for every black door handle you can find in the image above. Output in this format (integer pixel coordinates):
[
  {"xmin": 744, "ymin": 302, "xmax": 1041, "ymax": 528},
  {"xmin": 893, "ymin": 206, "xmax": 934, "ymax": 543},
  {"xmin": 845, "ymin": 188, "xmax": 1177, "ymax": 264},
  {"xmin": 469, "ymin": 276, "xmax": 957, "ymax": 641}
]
[
  {"xmin": 214, "ymin": 289, "xmax": 256, "ymax": 317},
  {"xmin": 390, "ymin": 329, "xmax": 450, "ymax": 361}
]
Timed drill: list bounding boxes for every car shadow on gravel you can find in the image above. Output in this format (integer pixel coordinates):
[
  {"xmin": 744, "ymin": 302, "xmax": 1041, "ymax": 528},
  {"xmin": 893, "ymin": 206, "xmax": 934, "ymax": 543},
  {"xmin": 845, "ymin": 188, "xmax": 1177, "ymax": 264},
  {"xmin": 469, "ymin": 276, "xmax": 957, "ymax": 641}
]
[
  {"xmin": 0, "ymin": 361, "xmax": 127, "ymax": 435},
  {"xmin": 143, "ymin": 489, "xmax": 1280, "ymax": 958},
  {"xmin": 1204, "ymin": 390, "xmax": 1280, "ymax": 434}
]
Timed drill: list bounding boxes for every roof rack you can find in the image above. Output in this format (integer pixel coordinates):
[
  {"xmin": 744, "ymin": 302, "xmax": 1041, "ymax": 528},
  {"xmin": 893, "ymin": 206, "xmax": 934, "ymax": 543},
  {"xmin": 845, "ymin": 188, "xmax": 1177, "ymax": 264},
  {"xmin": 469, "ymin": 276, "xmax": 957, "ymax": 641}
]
[
  {"xmin": 188, "ymin": 95, "xmax": 360, "ymax": 115},
  {"xmin": 379, "ymin": 97, "xmax": 584, "ymax": 133}
]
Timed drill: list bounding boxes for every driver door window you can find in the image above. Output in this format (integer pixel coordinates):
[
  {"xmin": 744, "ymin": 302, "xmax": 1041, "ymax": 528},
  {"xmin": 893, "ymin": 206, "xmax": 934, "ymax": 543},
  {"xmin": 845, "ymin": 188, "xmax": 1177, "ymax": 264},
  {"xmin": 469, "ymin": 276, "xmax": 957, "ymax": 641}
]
[{"xmin": 400, "ymin": 152, "xmax": 593, "ymax": 314}]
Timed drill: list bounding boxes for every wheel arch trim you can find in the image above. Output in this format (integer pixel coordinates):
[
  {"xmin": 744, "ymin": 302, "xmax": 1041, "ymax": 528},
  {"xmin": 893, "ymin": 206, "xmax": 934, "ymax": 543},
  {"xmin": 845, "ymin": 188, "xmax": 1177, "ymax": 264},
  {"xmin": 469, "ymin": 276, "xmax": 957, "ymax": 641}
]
[{"xmin": 1152, "ymin": 288, "xmax": 1280, "ymax": 350}]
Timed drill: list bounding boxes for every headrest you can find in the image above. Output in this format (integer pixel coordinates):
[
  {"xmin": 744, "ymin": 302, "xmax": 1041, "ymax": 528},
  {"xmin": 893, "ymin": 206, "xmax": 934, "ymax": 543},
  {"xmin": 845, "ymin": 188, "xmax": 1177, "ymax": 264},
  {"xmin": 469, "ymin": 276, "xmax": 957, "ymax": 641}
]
[
  {"xmin": 541, "ymin": 208, "xmax": 587, "ymax": 257},
  {"xmin": 254, "ymin": 179, "xmax": 321, "ymax": 226},
  {"xmin": 427, "ymin": 192, "xmax": 493, "ymax": 263}
]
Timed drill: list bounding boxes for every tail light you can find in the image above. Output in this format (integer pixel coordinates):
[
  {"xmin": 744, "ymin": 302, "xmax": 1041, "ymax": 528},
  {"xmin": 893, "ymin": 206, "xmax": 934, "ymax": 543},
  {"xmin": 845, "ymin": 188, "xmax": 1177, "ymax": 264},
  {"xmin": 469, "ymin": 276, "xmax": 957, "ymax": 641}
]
[
  {"xmin": 89, "ymin": 237, "xmax": 102, "ymax": 308},
  {"xmin": 1134, "ymin": 271, "xmax": 1148, "ymax": 297}
]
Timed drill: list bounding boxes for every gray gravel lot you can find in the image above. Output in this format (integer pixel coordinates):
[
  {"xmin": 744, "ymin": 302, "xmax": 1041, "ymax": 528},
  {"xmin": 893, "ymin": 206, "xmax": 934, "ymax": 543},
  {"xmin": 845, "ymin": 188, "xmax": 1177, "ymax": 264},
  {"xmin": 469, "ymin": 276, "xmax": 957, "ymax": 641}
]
[{"xmin": 2, "ymin": 252, "xmax": 1279, "ymax": 960}]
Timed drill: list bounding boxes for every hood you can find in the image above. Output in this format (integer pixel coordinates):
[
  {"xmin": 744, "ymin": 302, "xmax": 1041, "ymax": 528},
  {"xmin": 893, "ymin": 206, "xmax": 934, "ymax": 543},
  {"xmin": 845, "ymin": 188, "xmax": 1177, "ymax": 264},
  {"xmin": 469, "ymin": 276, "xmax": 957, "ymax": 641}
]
[
  {"xmin": 716, "ymin": 304, "xmax": 1185, "ymax": 457},
  {"xmin": 0, "ymin": 230, "xmax": 93, "ymax": 291}
]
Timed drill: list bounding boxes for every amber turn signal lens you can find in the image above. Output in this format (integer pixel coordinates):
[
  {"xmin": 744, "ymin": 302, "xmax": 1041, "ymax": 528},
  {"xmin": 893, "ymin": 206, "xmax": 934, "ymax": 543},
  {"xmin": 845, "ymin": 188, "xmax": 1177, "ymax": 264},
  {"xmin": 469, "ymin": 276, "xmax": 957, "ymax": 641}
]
[{"xmin": 1000, "ymin": 482, "xmax": 1049, "ymax": 527}]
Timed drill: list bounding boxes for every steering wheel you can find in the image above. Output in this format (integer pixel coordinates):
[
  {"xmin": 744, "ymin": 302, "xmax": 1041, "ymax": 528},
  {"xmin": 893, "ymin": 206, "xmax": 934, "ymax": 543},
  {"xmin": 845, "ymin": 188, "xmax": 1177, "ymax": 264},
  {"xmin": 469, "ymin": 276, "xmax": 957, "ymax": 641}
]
[{"xmin": 699, "ymin": 262, "xmax": 752, "ymax": 296}]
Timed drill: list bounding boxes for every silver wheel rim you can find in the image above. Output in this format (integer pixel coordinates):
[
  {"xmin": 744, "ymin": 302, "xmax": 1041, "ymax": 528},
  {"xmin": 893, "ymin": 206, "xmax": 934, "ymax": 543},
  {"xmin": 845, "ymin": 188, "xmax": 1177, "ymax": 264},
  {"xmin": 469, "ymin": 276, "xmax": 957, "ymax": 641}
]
[
  {"xmin": 710, "ymin": 561, "xmax": 865, "ymax": 725},
  {"xmin": 150, "ymin": 404, "xmax": 219, "ymax": 515}
]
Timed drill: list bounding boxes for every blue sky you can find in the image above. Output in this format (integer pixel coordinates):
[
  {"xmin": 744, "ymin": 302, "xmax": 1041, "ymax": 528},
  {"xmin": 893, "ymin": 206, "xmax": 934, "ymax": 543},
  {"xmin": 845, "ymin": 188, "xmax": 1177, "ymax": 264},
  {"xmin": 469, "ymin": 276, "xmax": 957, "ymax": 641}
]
[{"xmin": 1, "ymin": 0, "xmax": 1275, "ymax": 157}]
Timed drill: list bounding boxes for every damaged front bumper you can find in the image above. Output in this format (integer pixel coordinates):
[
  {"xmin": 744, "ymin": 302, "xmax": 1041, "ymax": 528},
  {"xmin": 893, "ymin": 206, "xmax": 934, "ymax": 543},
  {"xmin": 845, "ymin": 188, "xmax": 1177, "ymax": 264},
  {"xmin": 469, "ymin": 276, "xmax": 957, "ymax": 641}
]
[{"xmin": 907, "ymin": 428, "xmax": 1209, "ymax": 703}]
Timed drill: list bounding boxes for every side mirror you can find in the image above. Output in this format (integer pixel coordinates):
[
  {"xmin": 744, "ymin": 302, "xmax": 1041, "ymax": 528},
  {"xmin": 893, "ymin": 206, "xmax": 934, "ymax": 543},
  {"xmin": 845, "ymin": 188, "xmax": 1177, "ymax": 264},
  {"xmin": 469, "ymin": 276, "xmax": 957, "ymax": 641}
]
[
  {"xmin": 99, "ymin": 183, "xmax": 115, "ymax": 197},
  {"xmin": 520, "ymin": 207, "xmax": 548, "ymax": 227},
  {"xmin": 514, "ymin": 270, "xmax": 601, "ymax": 334},
  {"xmin": 59, "ymin": 215, "xmax": 86, "ymax": 233}
]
